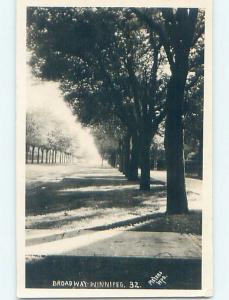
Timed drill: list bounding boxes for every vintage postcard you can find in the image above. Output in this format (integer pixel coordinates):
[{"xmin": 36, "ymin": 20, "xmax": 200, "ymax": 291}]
[{"xmin": 16, "ymin": 0, "xmax": 213, "ymax": 298}]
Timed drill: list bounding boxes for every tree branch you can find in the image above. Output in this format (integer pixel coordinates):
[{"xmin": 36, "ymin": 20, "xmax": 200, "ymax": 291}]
[
  {"xmin": 148, "ymin": 42, "xmax": 162, "ymax": 117},
  {"xmin": 96, "ymin": 53, "xmax": 137, "ymax": 132},
  {"xmin": 132, "ymin": 8, "xmax": 175, "ymax": 72}
]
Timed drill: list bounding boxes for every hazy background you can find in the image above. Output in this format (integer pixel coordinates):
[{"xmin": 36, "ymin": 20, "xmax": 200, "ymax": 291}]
[{"xmin": 26, "ymin": 67, "xmax": 101, "ymax": 164}]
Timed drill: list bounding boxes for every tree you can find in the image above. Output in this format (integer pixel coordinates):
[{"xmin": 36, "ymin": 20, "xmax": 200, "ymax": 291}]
[
  {"xmin": 183, "ymin": 33, "xmax": 204, "ymax": 179},
  {"xmin": 26, "ymin": 110, "xmax": 48, "ymax": 163},
  {"xmin": 27, "ymin": 7, "xmax": 168, "ymax": 190},
  {"xmin": 133, "ymin": 8, "xmax": 204, "ymax": 213},
  {"xmin": 184, "ymin": 70, "xmax": 204, "ymax": 178},
  {"xmin": 92, "ymin": 123, "xmax": 119, "ymax": 167},
  {"xmin": 150, "ymin": 127, "xmax": 165, "ymax": 170},
  {"xmin": 26, "ymin": 109, "xmax": 75, "ymax": 164}
]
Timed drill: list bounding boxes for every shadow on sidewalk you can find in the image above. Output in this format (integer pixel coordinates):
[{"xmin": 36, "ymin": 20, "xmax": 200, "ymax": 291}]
[{"xmin": 26, "ymin": 255, "xmax": 201, "ymax": 290}]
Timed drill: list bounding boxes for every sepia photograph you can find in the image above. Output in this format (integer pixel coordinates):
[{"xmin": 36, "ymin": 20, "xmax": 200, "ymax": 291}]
[{"xmin": 16, "ymin": 0, "xmax": 212, "ymax": 298}]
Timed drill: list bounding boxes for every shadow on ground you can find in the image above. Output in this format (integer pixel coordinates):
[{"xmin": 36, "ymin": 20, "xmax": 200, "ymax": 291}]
[
  {"xmin": 26, "ymin": 255, "xmax": 201, "ymax": 289},
  {"xmin": 26, "ymin": 175, "xmax": 166, "ymax": 216}
]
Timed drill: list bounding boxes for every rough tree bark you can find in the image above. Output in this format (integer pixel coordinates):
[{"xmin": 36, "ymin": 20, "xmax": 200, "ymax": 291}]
[{"xmin": 165, "ymin": 75, "xmax": 188, "ymax": 213}]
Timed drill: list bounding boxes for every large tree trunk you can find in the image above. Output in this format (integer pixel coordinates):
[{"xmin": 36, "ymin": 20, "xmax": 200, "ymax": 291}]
[
  {"xmin": 140, "ymin": 131, "xmax": 151, "ymax": 191},
  {"xmin": 164, "ymin": 10, "xmax": 198, "ymax": 214},
  {"xmin": 128, "ymin": 132, "xmax": 139, "ymax": 181},
  {"xmin": 165, "ymin": 75, "xmax": 188, "ymax": 214}
]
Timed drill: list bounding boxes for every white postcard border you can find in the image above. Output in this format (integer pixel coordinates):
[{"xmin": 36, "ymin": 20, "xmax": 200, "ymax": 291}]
[{"xmin": 16, "ymin": 0, "xmax": 213, "ymax": 298}]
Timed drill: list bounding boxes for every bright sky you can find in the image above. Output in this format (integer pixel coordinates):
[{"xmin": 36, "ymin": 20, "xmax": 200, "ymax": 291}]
[{"xmin": 26, "ymin": 67, "xmax": 101, "ymax": 164}]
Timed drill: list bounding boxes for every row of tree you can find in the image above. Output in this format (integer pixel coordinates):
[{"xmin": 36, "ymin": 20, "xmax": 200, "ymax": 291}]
[
  {"xmin": 92, "ymin": 121, "xmax": 163, "ymax": 172},
  {"xmin": 27, "ymin": 7, "xmax": 204, "ymax": 214},
  {"xmin": 26, "ymin": 110, "xmax": 75, "ymax": 164},
  {"xmin": 26, "ymin": 145, "xmax": 73, "ymax": 164},
  {"xmin": 93, "ymin": 121, "xmax": 202, "ymax": 178}
]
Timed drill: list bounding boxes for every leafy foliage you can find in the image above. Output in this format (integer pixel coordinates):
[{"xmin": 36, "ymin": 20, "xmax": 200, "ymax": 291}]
[
  {"xmin": 27, "ymin": 7, "xmax": 167, "ymax": 133},
  {"xmin": 26, "ymin": 109, "xmax": 75, "ymax": 153}
]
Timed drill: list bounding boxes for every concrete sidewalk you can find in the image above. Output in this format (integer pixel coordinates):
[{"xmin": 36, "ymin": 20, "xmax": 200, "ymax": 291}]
[{"xmin": 26, "ymin": 229, "xmax": 201, "ymax": 260}]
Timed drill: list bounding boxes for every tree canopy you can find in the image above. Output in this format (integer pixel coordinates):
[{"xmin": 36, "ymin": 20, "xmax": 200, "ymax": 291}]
[{"xmin": 27, "ymin": 7, "xmax": 205, "ymax": 213}]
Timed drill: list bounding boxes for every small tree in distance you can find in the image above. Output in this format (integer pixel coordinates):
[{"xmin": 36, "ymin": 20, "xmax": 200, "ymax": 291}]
[{"xmin": 26, "ymin": 109, "xmax": 75, "ymax": 164}]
